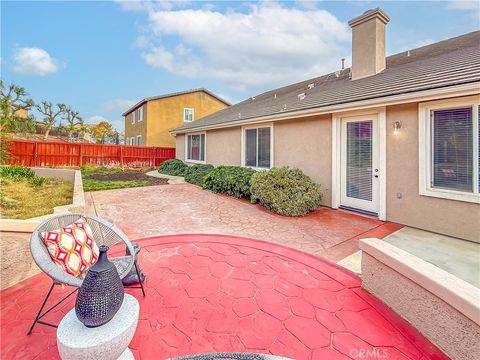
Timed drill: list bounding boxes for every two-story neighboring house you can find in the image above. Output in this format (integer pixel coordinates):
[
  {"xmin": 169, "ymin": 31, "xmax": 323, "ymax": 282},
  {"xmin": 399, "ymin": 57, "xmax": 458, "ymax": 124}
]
[{"xmin": 122, "ymin": 88, "xmax": 230, "ymax": 147}]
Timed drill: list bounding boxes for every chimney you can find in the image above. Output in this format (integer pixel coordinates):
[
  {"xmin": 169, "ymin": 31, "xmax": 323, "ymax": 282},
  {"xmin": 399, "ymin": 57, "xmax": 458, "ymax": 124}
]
[{"xmin": 348, "ymin": 8, "xmax": 390, "ymax": 80}]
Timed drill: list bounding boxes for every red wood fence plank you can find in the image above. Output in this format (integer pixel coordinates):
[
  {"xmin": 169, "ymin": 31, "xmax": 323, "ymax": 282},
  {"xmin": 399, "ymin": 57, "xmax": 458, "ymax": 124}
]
[{"xmin": 6, "ymin": 140, "xmax": 175, "ymax": 168}]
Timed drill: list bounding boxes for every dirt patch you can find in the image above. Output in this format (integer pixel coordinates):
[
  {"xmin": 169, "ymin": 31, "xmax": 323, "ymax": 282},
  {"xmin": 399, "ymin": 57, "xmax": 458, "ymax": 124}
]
[{"xmin": 85, "ymin": 171, "xmax": 168, "ymax": 185}]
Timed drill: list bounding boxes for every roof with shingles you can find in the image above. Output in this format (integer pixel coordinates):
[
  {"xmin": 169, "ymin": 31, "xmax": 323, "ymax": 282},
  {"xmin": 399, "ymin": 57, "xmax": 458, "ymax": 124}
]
[
  {"xmin": 121, "ymin": 88, "xmax": 231, "ymax": 116},
  {"xmin": 172, "ymin": 31, "xmax": 480, "ymax": 133}
]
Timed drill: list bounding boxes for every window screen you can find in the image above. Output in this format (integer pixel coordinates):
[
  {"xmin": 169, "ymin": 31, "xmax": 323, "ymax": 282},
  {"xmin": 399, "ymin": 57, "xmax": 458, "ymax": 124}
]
[
  {"xmin": 432, "ymin": 107, "xmax": 473, "ymax": 192},
  {"xmin": 244, "ymin": 127, "xmax": 270, "ymax": 168},
  {"xmin": 187, "ymin": 134, "xmax": 205, "ymax": 161}
]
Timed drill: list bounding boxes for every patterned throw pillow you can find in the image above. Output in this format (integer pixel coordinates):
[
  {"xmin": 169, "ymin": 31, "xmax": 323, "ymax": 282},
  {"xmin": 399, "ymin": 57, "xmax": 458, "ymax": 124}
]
[{"xmin": 42, "ymin": 217, "xmax": 100, "ymax": 277}]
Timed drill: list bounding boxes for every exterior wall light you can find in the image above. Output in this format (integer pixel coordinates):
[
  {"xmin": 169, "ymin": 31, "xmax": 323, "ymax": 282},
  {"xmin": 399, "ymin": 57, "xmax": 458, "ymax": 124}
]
[{"xmin": 393, "ymin": 120, "xmax": 402, "ymax": 134}]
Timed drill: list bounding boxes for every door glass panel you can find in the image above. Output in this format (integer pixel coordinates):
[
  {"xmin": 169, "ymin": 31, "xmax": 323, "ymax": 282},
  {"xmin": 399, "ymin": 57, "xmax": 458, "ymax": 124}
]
[{"xmin": 346, "ymin": 121, "xmax": 372, "ymax": 201}]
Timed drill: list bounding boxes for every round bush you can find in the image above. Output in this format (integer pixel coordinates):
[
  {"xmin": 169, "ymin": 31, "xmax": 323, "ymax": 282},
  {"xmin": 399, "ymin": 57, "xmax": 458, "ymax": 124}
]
[
  {"xmin": 250, "ymin": 167, "xmax": 323, "ymax": 216},
  {"xmin": 158, "ymin": 159, "xmax": 188, "ymax": 176},
  {"xmin": 203, "ymin": 166, "xmax": 255, "ymax": 199},
  {"xmin": 184, "ymin": 164, "xmax": 215, "ymax": 187}
]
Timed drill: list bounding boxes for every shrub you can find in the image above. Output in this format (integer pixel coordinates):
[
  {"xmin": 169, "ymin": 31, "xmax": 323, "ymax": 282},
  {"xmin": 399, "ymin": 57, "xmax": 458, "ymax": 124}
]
[
  {"xmin": 0, "ymin": 165, "xmax": 35, "ymax": 179},
  {"xmin": 250, "ymin": 167, "xmax": 323, "ymax": 216},
  {"xmin": 203, "ymin": 166, "xmax": 255, "ymax": 199},
  {"xmin": 184, "ymin": 164, "xmax": 215, "ymax": 187},
  {"xmin": 158, "ymin": 159, "xmax": 188, "ymax": 176}
]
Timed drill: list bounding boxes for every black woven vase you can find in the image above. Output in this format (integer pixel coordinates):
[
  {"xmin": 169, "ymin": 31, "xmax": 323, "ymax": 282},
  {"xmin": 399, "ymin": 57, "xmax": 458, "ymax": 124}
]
[{"xmin": 75, "ymin": 245, "xmax": 124, "ymax": 328}]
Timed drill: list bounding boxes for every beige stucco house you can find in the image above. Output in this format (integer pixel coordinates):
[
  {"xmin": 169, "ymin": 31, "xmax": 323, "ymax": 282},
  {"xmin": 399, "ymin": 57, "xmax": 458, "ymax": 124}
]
[
  {"xmin": 171, "ymin": 8, "xmax": 480, "ymax": 243},
  {"xmin": 123, "ymin": 89, "xmax": 229, "ymax": 148}
]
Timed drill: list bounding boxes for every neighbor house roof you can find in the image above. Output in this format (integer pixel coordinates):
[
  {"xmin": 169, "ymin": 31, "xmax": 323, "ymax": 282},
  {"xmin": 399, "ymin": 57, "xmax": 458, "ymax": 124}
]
[
  {"xmin": 172, "ymin": 31, "xmax": 480, "ymax": 134},
  {"xmin": 122, "ymin": 88, "xmax": 231, "ymax": 116}
]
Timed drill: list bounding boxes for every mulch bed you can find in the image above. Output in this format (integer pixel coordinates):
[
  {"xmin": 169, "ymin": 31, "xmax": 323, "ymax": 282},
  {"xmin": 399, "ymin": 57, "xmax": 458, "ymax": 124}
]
[{"xmin": 84, "ymin": 171, "xmax": 169, "ymax": 185}]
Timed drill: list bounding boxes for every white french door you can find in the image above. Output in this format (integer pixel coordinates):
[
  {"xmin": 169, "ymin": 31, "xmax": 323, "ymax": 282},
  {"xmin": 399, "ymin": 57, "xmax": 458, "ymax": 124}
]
[{"xmin": 340, "ymin": 114, "xmax": 379, "ymax": 215}]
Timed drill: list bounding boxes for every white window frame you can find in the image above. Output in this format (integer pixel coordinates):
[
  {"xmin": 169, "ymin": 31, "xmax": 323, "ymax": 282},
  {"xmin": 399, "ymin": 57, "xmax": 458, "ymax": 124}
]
[
  {"xmin": 138, "ymin": 107, "xmax": 143, "ymax": 122},
  {"xmin": 185, "ymin": 132, "xmax": 206, "ymax": 164},
  {"xmin": 184, "ymin": 108, "xmax": 194, "ymax": 122},
  {"xmin": 130, "ymin": 137, "xmax": 135, "ymax": 146},
  {"xmin": 137, "ymin": 135, "xmax": 142, "ymax": 146},
  {"xmin": 419, "ymin": 96, "xmax": 480, "ymax": 204},
  {"xmin": 131, "ymin": 110, "xmax": 136, "ymax": 124},
  {"xmin": 241, "ymin": 123, "xmax": 274, "ymax": 170}
]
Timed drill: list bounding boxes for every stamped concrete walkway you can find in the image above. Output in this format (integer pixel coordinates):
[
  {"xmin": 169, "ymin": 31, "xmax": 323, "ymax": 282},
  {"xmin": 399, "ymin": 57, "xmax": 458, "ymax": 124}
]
[
  {"xmin": 0, "ymin": 235, "xmax": 446, "ymax": 360},
  {"xmin": 86, "ymin": 184, "xmax": 402, "ymax": 262}
]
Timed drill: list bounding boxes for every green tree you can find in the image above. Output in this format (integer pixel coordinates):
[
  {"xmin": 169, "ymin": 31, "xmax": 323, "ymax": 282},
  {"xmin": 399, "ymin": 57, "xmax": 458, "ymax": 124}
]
[
  {"xmin": 35, "ymin": 101, "xmax": 65, "ymax": 140},
  {"xmin": 0, "ymin": 80, "xmax": 35, "ymax": 133},
  {"xmin": 90, "ymin": 121, "xmax": 116, "ymax": 144}
]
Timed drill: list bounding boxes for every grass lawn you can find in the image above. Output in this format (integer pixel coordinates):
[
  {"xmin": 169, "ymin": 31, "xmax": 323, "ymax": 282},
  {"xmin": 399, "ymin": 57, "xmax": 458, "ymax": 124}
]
[
  {"xmin": 0, "ymin": 177, "xmax": 73, "ymax": 219},
  {"xmin": 82, "ymin": 166, "xmax": 168, "ymax": 191}
]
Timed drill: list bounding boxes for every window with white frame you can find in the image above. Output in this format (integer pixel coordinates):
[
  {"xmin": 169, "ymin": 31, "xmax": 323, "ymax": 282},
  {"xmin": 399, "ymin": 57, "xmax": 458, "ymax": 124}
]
[
  {"xmin": 243, "ymin": 125, "xmax": 272, "ymax": 169},
  {"xmin": 137, "ymin": 135, "xmax": 142, "ymax": 146},
  {"xmin": 419, "ymin": 97, "xmax": 479, "ymax": 203},
  {"xmin": 186, "ymin": 133, "xmax": 205, "ymax": 162},
  {"xmin": 131, "ymin": 110, "xmax": 136, "ymax": 124},
  {"xmin": 130, "ymin": 137, "xmax": 135, "ymax": 146},
  {"xmin": 184, "ymin": 108, "xmax": 194, "ymax": 122},
  {"xmin": 138, "ymin": 107, "xmax": 143, "ymax": 122}
]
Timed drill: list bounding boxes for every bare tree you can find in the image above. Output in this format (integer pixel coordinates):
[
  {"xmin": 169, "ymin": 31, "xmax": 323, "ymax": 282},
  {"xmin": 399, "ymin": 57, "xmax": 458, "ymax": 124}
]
[
  {"xmin": 61, "ymin": 105, "xmax": 85, "ymax": 140},
  {"xmin": 35, "ymin": 101, "xmax": 65, "ymax": 140},
  {"xmin": 0, "ymin": 80, "xmax": 35, "ymax": 133}
]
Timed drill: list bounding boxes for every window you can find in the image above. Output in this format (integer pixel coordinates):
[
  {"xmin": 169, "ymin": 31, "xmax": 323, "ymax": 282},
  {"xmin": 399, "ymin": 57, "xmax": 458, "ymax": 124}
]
[
  {"xmin": 243, "ymin": 125, "xmax": 272, "ymax": 169},
  {"xmin": 137, "ymin": 135, "xmax": 142, "ymax": 146},
  {"xmin": 131, "ymin": 110, "xmax": 136, "ymax": 124},
  {"xmin": 184, "ymin": 108, "xmax": 194, "ymax": 122},
  {"xmin": 419, "ymin": 97, "xmax": 479, "ymax": 203},
  {"xmin": 186, "ymin": 133, "xmax": 205, "ymax": 163},
  {"xmin": 130, "ymin": 137, "xmax": 135, "ymax": 146}
]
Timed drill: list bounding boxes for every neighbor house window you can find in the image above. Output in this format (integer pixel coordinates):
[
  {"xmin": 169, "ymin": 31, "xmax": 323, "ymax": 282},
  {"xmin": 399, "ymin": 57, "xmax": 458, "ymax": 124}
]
[
  {"xmin": 184, "ymin": 108, "xmax": 194, "ymax": 122},
  {"xmin": 243, "ymin": 125, "xmax": 272, "ymax": 169},
  {"xmin": 186, "ymin": 133, "xmax": 205, "ymax": 163},
  {"xmin": 138, "ymin": 107, "xmax": 143, "ymax": 122},
  {"xmin": 419, "ymin": 97, "xmax": 479, "ymax": 203},
  {"xmin": 130, "ymin": 137, "xmax": 135, "ymax": 146},
  {"xmin": 137, "ymin": 135, "xmax": 142, "ymax": 146},
  {"xmin": 131, "ymin": 110, "xmax": 136, "ymax": 124}
]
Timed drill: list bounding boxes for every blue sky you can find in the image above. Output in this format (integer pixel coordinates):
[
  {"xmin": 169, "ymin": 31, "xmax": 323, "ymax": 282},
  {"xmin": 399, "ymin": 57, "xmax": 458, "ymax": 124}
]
[{"xmin": 1, "ymin": 0, "xmax": 479, "ymax": 131}]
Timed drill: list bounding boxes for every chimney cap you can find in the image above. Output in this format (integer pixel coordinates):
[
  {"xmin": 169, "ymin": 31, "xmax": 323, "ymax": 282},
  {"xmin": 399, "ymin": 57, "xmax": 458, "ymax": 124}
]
[{"xmin": 348, "ymin": 7, "xmax": 390, "ymax": 27}]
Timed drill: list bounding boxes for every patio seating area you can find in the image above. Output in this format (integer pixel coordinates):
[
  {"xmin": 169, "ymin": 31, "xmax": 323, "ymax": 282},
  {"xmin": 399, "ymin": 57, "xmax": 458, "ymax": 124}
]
[{"xmin": 1, "ymin": 234, "xmax": 448, "ymax": 360}]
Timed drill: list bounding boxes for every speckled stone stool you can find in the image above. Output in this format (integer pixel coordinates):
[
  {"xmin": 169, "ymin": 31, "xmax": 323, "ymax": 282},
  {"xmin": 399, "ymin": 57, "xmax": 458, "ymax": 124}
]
[{"xmin": 57, "ymin": 294, "xmax": 139, "ymax": 360}]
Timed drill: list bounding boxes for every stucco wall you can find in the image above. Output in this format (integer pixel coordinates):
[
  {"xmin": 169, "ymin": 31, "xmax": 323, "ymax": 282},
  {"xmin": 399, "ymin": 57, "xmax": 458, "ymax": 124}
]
[
  {"xmin": 124, "ymin": 104, "xmax": 147, "ymax": 146},
  {"xmin": 386, "ymin": 103, "xmax": 480, "ymax": 242},
  {"xmin": 274, "ymin": 115, "xmax": 332, "ymax": 206},
  {"xmin": 362, "ymin": 252, "xmax": 480, "ymax": 360},
  {"xmin": 205, "ymin": 127, "xmax": 241, "ymax": 166},
  {"xmin": 175, "ymin": 134, "xmax": 185, "ymax": 161}
]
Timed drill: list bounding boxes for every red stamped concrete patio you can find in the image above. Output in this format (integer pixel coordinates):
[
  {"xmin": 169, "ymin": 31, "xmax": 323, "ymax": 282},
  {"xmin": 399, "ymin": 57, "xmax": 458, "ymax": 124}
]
[
  {"xmin": 86, "ymin": 184, "xmax": 402, "ymax": 261},
  {"xmin": 1, "ymin": 234, "xmax": 447, "ymax": 360}
]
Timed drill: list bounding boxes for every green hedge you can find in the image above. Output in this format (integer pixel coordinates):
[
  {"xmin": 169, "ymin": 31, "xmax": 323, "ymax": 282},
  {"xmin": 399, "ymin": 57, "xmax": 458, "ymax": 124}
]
[
  {"xmin": 184, "ymin": 164, "xmax": 215, "ymax": 187},
  {"xmin": 250, "ymin": 167, "xmax": 322, "ymax": 216},
  {"xmin": 158, "ymin": 159, "xmax": 188, "ymax": 176},
  {"xmin": 203, "ymin": 166, "xmax": 255, "ymax": 199}
]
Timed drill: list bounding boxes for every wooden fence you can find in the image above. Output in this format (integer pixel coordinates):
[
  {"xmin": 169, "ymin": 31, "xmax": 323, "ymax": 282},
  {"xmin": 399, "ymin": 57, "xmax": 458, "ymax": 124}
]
[{"xmin": 6, "ymin": 140, "xmax": 176, "ymax": 168}]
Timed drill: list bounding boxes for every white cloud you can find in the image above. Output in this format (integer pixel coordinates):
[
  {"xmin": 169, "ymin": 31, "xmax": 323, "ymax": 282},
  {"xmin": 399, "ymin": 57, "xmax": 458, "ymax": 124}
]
[
  {"xmin": 115, "ymin": 0, "xmax": 190, "ymax": 12},
  {"xmin": 101, "ymin": 99, "xmax": 137, "ymax": 111},
  {"xmin": 87, "ymin": 115, "xmax": 109, "ymax": 124},
  {"xmin": 415, "ymin": 39, "xmax": 436, "ymax": 48},
  {"xmin": 12, "ymin": 47, "xmax": 62, "ymax": 76},
  {"xmin": 447, "ymin": 1, "xmax": 480, "ymax": 10},
  {"xmin": 135, "ymin": 2, "xmax": 350, "ymax": 90}
]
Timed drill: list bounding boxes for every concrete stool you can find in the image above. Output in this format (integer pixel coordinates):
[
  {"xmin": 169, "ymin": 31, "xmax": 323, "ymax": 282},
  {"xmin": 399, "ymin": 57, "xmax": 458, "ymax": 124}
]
[{"xmin": 57, "ymin": 294, "xmax": 139, "ymax": 360}]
